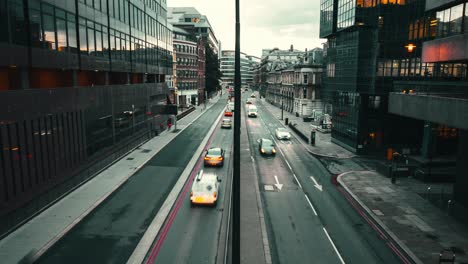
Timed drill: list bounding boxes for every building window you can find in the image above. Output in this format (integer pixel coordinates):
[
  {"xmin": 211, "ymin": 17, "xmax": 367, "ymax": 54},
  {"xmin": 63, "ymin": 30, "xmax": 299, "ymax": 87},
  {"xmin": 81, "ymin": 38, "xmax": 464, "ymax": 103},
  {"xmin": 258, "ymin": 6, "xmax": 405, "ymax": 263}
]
[
  {"xmin": 303, "ymin": 74, "xmax": 308, "ymax": 84},
  {"xmin": 437, "ymin": 3, "xmax": 465, "ymax": 37},
  {"xmin": 42, "ymin": 9, "xmax": 56, "ymax": 50}
]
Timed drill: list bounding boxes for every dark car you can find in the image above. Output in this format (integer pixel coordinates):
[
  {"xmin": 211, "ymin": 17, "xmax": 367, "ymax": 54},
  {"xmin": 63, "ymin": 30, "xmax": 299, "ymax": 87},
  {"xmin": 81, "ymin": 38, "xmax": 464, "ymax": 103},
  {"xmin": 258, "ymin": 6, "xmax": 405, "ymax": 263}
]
[
  {"xmin": 258, "ymin": 138, "xmax": 276, "ymax": 155},
  {"xmin": 204, "ymin": 147, "xmax": 225, "ymax": 167}
]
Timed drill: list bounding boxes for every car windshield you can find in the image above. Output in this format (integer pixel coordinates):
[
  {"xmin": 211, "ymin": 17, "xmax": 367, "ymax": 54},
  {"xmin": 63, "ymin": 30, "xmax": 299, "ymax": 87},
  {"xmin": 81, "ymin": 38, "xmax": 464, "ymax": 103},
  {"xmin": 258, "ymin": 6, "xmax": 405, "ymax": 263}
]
[
  {"xmin": 262, "ymin": 139, "xmax": 273, "ymax": 147},
  {"xmin": 207, "ymin": 148, "xmax": 221, "ymax": 156}
]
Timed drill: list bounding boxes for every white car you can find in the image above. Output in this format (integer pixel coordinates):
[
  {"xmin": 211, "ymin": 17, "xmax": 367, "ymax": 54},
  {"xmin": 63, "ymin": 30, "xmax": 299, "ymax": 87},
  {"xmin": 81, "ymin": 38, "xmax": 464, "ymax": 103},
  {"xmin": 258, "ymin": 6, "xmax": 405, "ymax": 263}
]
[
  {"xmin": 275, "ymin": 127, "xmax": 291, "ymax": 140},
  {"xmin": 221, "ymin": 118, "xmax": 232, "ymax": 128},
  {"xmin": 247, "ymin": 105, "xmax": 258, "ymax": 117},
  {"xmin": 228, "ymin": 102, "xmax": 235, "ymax": 112},
  {"xmin": 190, "ymin": 170, "xmax": 221, "ymax": 206}
]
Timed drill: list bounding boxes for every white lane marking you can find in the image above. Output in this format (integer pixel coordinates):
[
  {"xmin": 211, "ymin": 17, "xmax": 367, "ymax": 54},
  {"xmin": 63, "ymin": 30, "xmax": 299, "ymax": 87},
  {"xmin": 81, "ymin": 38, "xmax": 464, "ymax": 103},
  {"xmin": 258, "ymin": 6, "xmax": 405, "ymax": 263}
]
[
  {"xmin": 304, "ymin": 195, "xmax": 318, "ymax": 216},
  {"xmin": 310, "ymin": 176, "xmax": 323, "ymax": 192},
  {"xmin": 251, "ymin": 156, "xmax": 255, "ymax": 162},
  {"xmin": 274, "ymin": 175, "xmax": 283, "ymax": 191},
  {"xmin": 323, "ymin": 227, "xmax": 346, "ymax": 264},
  {"xmin": 293, "ymin": 173, "xmax": 303, "ymax": 189}
]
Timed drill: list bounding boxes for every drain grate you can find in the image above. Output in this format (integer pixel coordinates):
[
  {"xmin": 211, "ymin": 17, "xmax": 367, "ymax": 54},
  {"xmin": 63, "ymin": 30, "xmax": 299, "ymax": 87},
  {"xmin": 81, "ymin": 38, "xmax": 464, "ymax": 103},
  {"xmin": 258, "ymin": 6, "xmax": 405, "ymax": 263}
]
[
  {"xmin": 126, "ymin": 157, "xmax": 134, "ymax": 160},
  {"xmin": 140, "ymin": 149, "xmax": 151, "ymax": 153}
]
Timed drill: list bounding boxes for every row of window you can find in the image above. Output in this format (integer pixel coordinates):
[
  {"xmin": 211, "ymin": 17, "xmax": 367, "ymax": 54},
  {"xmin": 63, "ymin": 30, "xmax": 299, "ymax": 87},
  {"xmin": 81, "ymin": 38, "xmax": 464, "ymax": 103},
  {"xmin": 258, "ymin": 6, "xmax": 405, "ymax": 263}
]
[
  {"xmin": 177, "ymin": 70, "xmax": 198, "ymax": 78},
  {"xmin": 337, "ymin": 0, "xmax": 356, "ymax": 30},
  {"xmin": 2, "ymin": 1, "xmax": 172, "ymax": 67},
  {"xmin": 408, "ymin": 16, "xmax": 437, "ymax": 41},
  {"xmin": 79, "ymin": 0, "xmax": 166, "ymax": 21},
  {"xmin": 177, "ymin": 57, "xmax": 197, "ymax": 66},
  {"xmin": 177, "ymin": 82, "xmax": 198, "ymax": 90},
  {"xmin": 377, "ymin": 59, "xmax": 467, "ymax": 79},
  {"xmin": 174, "ymin": 44, "xmax": 197, "ymax": 54},
  {"xmin": 436, "ymin": 3, "xmax": 468, "ymax": 38}
]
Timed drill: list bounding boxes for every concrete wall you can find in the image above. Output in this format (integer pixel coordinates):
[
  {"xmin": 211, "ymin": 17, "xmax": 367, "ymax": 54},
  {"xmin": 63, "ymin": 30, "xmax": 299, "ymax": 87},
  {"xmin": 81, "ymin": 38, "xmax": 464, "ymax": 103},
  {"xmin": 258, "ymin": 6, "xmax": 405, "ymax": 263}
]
[{"xmin": 389, "ymin": 93, "xmax": 468, "ymax": 130}]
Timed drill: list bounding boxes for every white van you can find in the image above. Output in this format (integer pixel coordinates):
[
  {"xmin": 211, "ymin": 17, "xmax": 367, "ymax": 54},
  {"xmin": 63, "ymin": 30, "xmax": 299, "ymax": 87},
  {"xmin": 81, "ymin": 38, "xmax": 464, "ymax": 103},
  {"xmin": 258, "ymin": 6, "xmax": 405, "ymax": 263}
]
[{"xmin": 247, "ymin": 105, "xmax": 258, "ymax": 117}]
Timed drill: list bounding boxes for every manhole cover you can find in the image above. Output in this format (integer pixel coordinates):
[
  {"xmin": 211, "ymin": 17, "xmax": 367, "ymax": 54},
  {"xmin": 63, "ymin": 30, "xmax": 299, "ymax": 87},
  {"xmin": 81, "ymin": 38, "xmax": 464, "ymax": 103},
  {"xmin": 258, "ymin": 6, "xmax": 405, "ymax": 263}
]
[
  {"xmin": 373, "ymin": 197, "xmax": 383, "ymax": 202},
  {"xmin": 140, "ymin": 149, "xmax": 151, "ymax": 153},
  {"xmin": 264, "ymin": 185, "xmax": 274, "ymax": 191},
  {"xmin": 126, "ymin": 157, "xmax": 134, "ymax": 160}
]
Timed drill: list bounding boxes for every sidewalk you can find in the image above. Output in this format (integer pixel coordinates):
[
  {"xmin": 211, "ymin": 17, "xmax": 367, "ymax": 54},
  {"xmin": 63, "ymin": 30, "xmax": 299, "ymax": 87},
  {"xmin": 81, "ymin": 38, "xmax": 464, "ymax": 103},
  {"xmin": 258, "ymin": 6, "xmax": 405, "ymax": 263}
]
[
  {"xmin": 259, "ymin": 99, "xmax": 354, "ymax": 159},
  {"xmin": 0, "ymin": 97, "xmax": 219, "ymax": 264},
  {"xmin": 262, "ymin": 99, "xmax": 468, "ymax": 263},
  {"xmin": 338, "ymin": 171, "xmax": 468, "ymax": 264}
]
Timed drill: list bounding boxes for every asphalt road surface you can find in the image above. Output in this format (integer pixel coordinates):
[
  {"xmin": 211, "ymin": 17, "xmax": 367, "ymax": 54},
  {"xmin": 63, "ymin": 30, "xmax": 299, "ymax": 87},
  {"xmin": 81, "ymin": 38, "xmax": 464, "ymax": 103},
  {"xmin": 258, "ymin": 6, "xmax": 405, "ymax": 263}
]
[
  {"xmin": 152, "ymin": 113, "xmax": 234, "ymax": 264},
  {"xmin": 244, "ymin": 95, "xmax": 401, "ymax": 264},
  {"xmin": 36, "ymin": 98, "xmax": 227, "ymax": 264}
]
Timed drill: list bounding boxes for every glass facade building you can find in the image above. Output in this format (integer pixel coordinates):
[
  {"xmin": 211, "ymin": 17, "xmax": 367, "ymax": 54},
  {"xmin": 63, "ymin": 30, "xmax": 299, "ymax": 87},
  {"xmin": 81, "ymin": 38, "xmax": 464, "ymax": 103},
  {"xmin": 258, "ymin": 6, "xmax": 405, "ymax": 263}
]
[
  {"xmin": 0, "ymin": 0, "xmax": 173, "ymax": 235},
  {"xmin": 320, "ymin": 0, "xmax": 433, "ymax": 154},
  {"xmin": 220, "ymin": 50, "xmax": 260, "ymax": 88}
]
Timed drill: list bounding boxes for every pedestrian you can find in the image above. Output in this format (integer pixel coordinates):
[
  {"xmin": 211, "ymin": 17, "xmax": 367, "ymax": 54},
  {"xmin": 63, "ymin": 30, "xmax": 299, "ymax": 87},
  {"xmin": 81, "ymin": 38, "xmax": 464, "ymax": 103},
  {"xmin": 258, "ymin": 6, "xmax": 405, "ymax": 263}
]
[{"xmin": 167, "ymin": 118, "xmax": 172, "ymax": 130}]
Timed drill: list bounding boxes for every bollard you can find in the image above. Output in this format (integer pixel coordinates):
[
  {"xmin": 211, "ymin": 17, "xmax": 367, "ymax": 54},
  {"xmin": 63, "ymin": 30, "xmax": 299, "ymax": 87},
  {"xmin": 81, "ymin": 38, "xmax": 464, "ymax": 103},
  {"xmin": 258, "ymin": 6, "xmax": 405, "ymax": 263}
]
[
  {"xmin": 310, "ymin": 130, "xmax": 316, "ymax": 146},
  {"xmin": 285, "ymin": 118, "xmax": 289, "ymax": 126},
  {"xmin": 447, "ymin": 200, "xmax": 452, "ymax": 213},
  {"xmin": 426, "ymin": 186, "xmax": 432, "ymax": 200}
]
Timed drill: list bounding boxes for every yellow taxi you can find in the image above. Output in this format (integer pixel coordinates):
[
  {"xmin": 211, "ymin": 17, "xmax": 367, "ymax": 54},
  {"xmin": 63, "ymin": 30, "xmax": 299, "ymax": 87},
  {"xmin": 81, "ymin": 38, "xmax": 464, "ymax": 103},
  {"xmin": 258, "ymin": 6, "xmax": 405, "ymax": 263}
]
[{"xmin": 190, "ymin": 170, "xmax": 221, "ymax": 206}]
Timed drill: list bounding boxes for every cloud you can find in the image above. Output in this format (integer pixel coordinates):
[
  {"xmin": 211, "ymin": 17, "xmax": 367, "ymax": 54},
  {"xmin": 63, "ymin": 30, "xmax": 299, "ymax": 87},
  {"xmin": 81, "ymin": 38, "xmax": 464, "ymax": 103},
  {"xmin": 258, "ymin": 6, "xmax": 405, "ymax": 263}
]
[{"xmin": 167, "ymin": 0, "xmax": 324, "ymax": 57}]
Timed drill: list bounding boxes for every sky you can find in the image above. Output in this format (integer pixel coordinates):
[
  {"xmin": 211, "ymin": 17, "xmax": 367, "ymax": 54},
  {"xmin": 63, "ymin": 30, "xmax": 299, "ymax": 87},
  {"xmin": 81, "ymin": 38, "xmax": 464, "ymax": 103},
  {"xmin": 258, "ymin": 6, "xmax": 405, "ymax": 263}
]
[{"xmin": 167, "ymin": 0, "xmax": 325, "ymax": 58}]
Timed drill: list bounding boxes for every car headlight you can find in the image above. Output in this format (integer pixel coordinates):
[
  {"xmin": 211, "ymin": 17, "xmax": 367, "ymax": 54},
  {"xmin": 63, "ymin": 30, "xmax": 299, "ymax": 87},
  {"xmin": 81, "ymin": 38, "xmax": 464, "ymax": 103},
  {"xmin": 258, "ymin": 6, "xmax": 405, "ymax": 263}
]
[
  {"xmin": 272, "ymin": 148, "xmax": 276, "ymax": 153},
  {"xmin": 261, "ymin": 148, "xmax": 265, "ymax": 153}
]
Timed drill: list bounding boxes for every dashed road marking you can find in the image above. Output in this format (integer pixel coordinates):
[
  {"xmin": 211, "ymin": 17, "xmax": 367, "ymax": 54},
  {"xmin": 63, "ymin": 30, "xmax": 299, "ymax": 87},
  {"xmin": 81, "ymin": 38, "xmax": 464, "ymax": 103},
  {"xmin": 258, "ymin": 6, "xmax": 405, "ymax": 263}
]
[
  {"xmin": 304, "ymin": 195, "xmax": 318, "ymax": 216},
  {"xmin": 323, "ymin": 227, "xmax": 346, "ymax": 264}
]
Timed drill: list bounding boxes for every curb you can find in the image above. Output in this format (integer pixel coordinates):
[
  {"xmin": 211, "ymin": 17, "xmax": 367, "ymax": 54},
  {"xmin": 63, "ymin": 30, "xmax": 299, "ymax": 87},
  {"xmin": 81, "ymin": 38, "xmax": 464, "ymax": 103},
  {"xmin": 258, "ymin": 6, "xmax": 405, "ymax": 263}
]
[
  {"xmin": 336, "ymin": 171, "xmax": 423, "ymax": 264},
  {"xmin": 258, "ymin": 100, "xmax": 355, "ymax": 160}
]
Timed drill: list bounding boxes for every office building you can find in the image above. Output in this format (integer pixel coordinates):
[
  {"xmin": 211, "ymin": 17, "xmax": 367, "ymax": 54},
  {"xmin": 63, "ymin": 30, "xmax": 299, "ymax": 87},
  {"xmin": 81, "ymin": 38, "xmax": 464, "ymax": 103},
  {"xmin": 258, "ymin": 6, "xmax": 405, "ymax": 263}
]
[
  {"xmin": 172, "ymin": 25, "xmax": 204, "ymax": 105},
  {"xmin": 320, "ymin": 0, "xmax": 431, "ymax": 154},
  {"xmin": 388, "ymin": 0, "xmax": 468, "ymax": 208},
  {"xmin": 0, "ymin": 0, "xmax": 173, "ymax": 233},
  {"xmin": 220, "ymin": 50, "xmax": 260, "ymax": 88}
]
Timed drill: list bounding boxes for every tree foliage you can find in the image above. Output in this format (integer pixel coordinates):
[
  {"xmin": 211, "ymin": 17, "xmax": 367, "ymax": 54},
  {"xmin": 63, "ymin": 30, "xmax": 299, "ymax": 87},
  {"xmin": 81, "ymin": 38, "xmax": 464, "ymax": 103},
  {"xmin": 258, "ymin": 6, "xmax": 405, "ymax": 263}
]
[{"xmin": 205, "ymin": 43, "xmax": 222, "ymax": 95}]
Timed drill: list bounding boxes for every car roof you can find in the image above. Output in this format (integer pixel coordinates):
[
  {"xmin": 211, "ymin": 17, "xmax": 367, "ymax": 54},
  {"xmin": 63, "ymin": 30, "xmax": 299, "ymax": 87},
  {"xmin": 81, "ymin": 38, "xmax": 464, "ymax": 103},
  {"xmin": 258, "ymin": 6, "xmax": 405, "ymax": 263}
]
[
  {"xmin": 194, "ymin": 171, "xmax": 218, "ymax": 184},
  {"xmin": 277, "ymin": 127, "xmax": 288, "ymax": 131}
]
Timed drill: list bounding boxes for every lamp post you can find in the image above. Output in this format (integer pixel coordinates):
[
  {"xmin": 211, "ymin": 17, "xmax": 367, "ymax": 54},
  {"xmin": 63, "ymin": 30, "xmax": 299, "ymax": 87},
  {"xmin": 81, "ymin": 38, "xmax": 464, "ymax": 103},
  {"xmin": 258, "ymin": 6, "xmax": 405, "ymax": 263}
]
[{"xmin": 233, "ymin": 0, "xmax": 241, "ymax": 262}]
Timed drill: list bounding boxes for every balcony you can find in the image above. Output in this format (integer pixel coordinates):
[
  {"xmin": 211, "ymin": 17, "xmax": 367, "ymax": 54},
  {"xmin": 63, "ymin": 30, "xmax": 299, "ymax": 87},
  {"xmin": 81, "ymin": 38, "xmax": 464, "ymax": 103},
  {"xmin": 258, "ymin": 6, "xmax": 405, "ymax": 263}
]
[{"xmin": 389, "ymin": 81, "xmax": 468, "ymax": 130}]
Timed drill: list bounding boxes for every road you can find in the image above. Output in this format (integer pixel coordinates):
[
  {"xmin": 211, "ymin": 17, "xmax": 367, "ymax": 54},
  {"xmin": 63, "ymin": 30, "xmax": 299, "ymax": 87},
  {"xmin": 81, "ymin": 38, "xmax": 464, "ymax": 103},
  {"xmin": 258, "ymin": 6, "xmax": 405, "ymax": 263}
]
[
  {"xmin": 152, "ymin": 112, "xmax": 234, "ymax": 264},
  {"xmin": 35, "ymin": 91, "xmax": 404, "ymax": 264},
  {"xmin": 36, "ymin": 97, "xmax": 228, "ymax": 264},
  {"xmin": 244, "ymin": 94, "xmax": 401, "ymax": 264}
]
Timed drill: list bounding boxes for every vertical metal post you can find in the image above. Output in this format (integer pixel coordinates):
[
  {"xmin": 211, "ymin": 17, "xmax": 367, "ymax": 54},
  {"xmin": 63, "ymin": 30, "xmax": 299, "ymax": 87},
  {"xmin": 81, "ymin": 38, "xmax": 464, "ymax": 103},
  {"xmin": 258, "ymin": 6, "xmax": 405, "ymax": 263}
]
[
  {"xmin": 233, "ymin": 0, "xmax": 241, "ymax": 262},
  {"xmin": 281, "ymin": 94, "xmax": 284, "ymax": 120}
]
